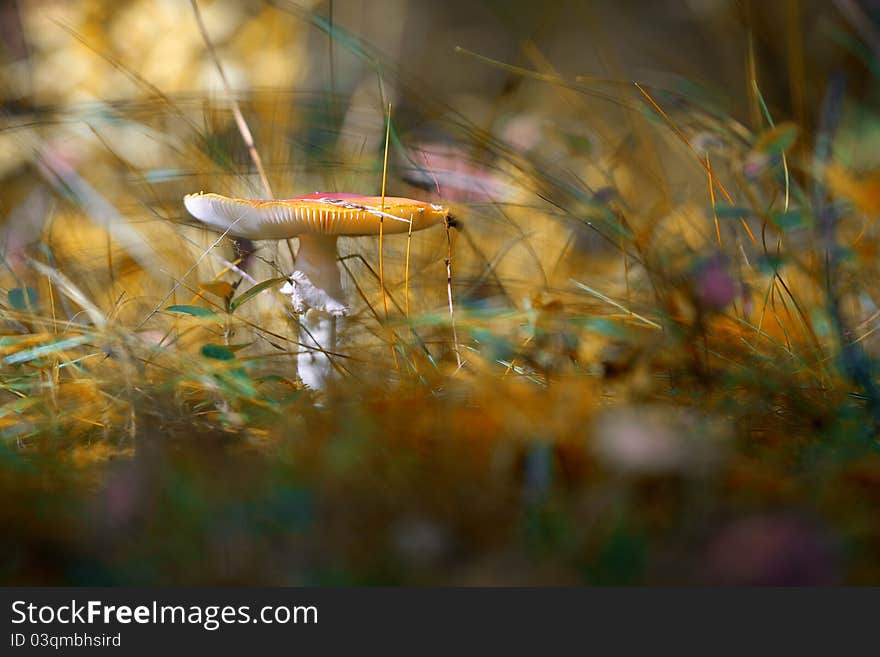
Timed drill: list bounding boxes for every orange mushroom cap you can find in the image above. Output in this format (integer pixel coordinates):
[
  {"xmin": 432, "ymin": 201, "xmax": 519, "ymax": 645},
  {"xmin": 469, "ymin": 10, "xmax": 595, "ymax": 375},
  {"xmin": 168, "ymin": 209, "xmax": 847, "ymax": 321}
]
[{"xmin": 183, "ymin": 192, "xmax": 449, "ymax": 240}]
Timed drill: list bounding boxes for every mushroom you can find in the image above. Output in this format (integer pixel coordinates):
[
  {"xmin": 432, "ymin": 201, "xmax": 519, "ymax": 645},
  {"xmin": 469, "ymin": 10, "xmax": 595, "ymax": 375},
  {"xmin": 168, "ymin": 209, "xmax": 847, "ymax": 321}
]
[{"xmin": 183, "ymin": 192, "xmax": 450, "ymax": 389}]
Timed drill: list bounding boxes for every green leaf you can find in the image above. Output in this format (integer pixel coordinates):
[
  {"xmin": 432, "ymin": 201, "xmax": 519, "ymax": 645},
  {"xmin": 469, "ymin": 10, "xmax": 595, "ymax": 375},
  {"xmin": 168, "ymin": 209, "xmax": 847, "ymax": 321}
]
[
  {"xmin": 571, "ymin": 317, "xmax": 626, "ymax": 338},
  {"xmin": 8, "ymin": 287, "xmax": 38, "ymax": 312},
  {"xmin": 714, "ymin": 204, "xmax": 751, "ymax": 219},
  {"xmin": 143, "ymin": 168, "xmax": 181, "ymax": 183},
  {"xmin": 5, "ymin": 335, "xmax": 91, "ymax": 365},
  {"xmin": 226, "ymin": 368, "xmax": 257, "ymax": 397},
  {"xmin": 811, "ymin": 309, "xmax": 832, "ymax": 337},
  {"xmin": 563, "ymin": 132, "xmax": 593, "ymax": 154},
  {"xmin": 166, "ymin": 305, "xmax": 219, "ymax": 320},
  {"xmin": 230, "ymin": 277, "xmax": 287, "ymax": 312},
  {"xmin": 470, "ymin": 327, "xmax": 514, "ymax": 361},
  {"xmin": 835, "ymin": 245, "xmax": 856, "ymax": 262},
  {"xmin": 757, "ymin": 254, "xmax": 785, "ymax": 274},
  {"xmin": 756, "ymin": 122, "xmax": 798, "ymax": 155},
  {"xmin": 769, "ymin": 209, "xmax": 804, "ymax": 231},
  {"xmin": 200, "ymin": 344, "xmax": 235, "ymax": 361}
]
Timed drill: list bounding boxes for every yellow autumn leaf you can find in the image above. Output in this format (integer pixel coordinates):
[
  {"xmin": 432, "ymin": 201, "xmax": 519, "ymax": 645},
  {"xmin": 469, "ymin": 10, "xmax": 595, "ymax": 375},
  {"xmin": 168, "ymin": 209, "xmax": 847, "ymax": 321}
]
[
  {"xmin": 827, "ymin": 164, "xmax": 880, "ymax": 215},
  {"xmin": 198, "ymin": 281, "xmax": 235, "ymax": 299}
]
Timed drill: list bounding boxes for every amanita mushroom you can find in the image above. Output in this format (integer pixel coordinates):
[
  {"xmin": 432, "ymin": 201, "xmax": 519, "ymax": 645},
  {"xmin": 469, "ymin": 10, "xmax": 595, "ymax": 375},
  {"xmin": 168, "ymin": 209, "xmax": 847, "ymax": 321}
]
[{"xmin": 183, "ymin": 192, "xmax": 450, "ymax": 389}]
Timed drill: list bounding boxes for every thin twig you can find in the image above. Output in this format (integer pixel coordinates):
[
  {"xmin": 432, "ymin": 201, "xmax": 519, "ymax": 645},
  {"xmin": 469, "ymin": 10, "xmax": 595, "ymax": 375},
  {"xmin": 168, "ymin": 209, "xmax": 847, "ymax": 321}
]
[
  {"xmin": 405, "ymin": 211, "xmax": 414, "ymax": 318},
  {"xmin": 190, "ymin": 0, "xmax": 298, "ymax": 268},
  {"xmin": 445, "ymin": 221, "xmax": 463, "ymax": 367},
  {"xmin": 706, "ymin": 152, "xmax": 722, "ymax": 247},
  {"xmin": 190, "ymin": 0, "xmax": 272, "ymax": 199},
  {"xmin": 571, "ymin": 278, "xmax": 662, "ymax": 329},
  {"xmin": 379, "ymin": 102, "xmax": 392, "ymax": 320}
]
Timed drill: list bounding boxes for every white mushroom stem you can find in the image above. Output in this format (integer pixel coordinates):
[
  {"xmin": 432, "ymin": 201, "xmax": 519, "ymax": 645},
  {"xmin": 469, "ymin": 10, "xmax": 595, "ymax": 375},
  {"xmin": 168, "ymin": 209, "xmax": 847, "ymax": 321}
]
[{"xmin": 279, "ymin": 234, "xmax": 348, "ymax": 390}]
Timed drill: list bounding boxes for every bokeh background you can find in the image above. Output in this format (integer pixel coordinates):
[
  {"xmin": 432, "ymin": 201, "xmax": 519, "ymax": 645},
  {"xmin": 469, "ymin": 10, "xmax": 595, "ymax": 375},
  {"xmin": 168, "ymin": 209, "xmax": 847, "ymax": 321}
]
[{"xmin": 3, "ymin": 0, "xmax": 880, "ymax": 584}]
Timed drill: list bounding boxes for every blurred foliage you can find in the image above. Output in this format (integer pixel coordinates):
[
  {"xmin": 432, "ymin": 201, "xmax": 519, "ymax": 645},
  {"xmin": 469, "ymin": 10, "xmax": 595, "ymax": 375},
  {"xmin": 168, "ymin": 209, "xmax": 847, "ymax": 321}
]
[{"xmin": 3, "ymin": 0, "xmax": 880, "ymax": 584}]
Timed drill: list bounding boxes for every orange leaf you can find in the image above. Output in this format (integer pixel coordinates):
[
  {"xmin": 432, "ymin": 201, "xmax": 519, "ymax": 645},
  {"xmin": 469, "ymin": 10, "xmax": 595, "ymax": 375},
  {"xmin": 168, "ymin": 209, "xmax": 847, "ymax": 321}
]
[
  {"xmin": 198, "ymin": 281, "xmax": 235, "ymax": 299},
  {"xmin": 827, "ymin": 164, "xmax": 880, "ymax": 215}
]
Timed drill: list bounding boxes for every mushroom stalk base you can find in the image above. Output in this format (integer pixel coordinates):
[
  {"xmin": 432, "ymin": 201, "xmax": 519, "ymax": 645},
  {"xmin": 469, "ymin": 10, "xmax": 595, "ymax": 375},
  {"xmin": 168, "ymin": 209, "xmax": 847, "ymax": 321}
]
[
  {"xmin": 297, "ymin": 308, "xmax": 339, "ymax": 390},
  {"xmin": 280, "ymin": 234, "xmax": 348, "ymax": 390}
]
